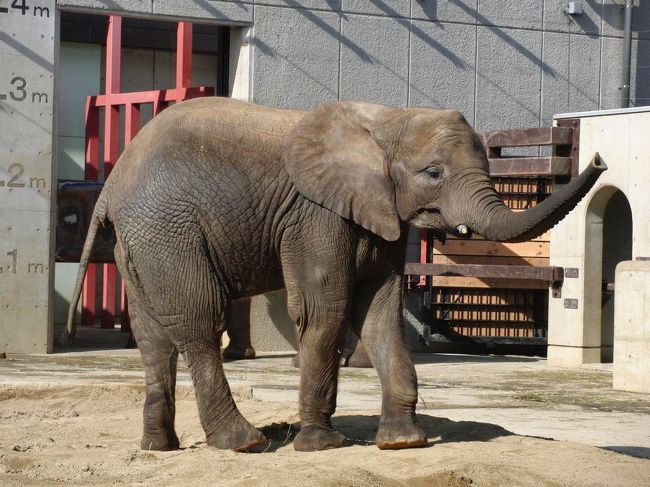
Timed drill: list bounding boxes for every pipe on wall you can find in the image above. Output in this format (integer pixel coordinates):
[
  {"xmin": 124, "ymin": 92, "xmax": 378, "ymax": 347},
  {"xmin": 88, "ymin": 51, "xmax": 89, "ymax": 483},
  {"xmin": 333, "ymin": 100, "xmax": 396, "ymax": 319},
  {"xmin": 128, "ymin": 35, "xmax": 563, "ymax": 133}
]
[{"xmin": 621, "ymin": 0, "xmax": 633, "ymax": 108}]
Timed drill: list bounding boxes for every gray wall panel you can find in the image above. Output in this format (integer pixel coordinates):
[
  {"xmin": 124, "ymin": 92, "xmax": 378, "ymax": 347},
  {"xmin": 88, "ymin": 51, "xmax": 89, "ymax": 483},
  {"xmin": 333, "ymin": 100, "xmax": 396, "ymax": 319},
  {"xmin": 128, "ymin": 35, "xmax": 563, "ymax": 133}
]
[
  {"xmin": 339, "ymin": 14, "xmax": 409, "ymax": 106},
  {"xmin": 411, "ymin": 0, "xmax": 478, "ymax": 24},
  {"xmin": 252, "ymin": 6, "xmax": 340, "ymax": 108},
  {"xmin": 259, "ymin": 0, "xmax": 341, "ymax": 11},
  {"xmin": 475, "ymin": 26, "xmax": 542, "ymax": 130},
  {"xmin": 600, "ymin": 36, "xmax": 624, "ymax": 109},
  {"xmin": 602, "ymin": 0, "xmax": 624, "ymax": 39},
  {"xmin": 631, "ymin": 39, "xmax": 650, "ymax": 106},
  {"xmin": 602, "ymin": 0, "xmax": 650, "ymax": 40},
  {"xmin": 57, "ymin": 0, "xmax": 153, "ymax": 14},
  {"xmin": 342, "ymin": 0, "xmax": 409, "ymax": 17},
  {"xmin": 152, "ymin": 0, "xmax": 253, "ymax": 23},
  {"xmin": 477, "ymin": 0, "xmax": 544, "ymax": 30},
  {"xmin": 542, "ymin": 32, "xmax": 600, "ymax": 124},
  {"xmin": 543, "ymin": 0, "xmax": 601, "ymax": 35},
  {"xmin": 409, "ymin": 20, "xmax": 476, "ymax": 122}
]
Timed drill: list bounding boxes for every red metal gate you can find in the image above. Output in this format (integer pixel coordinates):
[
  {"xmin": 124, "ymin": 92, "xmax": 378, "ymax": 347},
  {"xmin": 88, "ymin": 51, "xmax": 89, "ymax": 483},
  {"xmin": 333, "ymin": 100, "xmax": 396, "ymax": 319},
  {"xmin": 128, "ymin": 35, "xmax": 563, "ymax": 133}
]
[{"xmin": 81, "ymin": 16, "xmax": 215, "ymax": 332}]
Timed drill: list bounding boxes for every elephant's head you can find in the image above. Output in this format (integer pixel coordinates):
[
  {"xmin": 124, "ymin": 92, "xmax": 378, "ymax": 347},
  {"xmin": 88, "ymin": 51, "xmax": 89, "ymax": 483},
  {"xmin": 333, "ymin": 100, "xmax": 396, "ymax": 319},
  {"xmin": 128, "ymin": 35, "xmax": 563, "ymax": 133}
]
[{"xmin": 284, "ymin": 102, "xmax": 606, "ymax": 242}]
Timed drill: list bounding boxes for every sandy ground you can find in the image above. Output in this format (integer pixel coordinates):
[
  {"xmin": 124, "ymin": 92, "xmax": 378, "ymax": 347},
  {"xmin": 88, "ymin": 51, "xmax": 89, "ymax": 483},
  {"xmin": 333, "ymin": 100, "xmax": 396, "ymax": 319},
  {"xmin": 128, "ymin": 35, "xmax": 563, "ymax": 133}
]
[{"xmin": 1, "ymin": 335, "xmax": 649, "ymax": 486}]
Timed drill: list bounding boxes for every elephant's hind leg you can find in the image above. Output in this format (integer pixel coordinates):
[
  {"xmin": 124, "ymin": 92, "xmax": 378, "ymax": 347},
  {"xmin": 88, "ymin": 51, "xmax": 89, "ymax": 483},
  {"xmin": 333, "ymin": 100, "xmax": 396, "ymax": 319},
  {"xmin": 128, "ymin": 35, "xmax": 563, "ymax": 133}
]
[
  {"xmin": 129, "ymin": 299, "xmax": 180, "ymax": 451},
  {"xmin": 183, "ymin": 336, "xmax": 266, "ymax": 451}
]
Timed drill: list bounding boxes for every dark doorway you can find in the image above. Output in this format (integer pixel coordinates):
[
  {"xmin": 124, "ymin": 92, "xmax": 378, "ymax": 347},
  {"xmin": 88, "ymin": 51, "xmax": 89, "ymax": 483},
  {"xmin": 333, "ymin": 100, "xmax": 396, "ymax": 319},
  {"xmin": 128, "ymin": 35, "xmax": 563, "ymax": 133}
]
[{"xmin": 600, "ymin": 190, "xmax": 633, "ymax": 362}]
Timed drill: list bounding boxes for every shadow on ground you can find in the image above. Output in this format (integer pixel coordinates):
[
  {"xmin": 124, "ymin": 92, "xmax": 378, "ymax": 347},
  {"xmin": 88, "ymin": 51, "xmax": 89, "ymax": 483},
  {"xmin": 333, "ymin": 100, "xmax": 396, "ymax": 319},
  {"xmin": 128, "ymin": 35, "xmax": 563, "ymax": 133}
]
[
  {"xmin": 255, "ymin": 414, "xmax": 514, "ymax": 453},
  {"xmin": 411, "ymin": 353, "xmax": 542, "ymax": 365}
]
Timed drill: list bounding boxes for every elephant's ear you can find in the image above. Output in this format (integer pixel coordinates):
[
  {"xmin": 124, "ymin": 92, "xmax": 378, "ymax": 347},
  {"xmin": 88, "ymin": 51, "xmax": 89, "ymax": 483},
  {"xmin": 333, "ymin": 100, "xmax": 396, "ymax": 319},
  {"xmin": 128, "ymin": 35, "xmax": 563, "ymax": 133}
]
[{"xmin": 283, "ymin": 102, "xmax": 401, "ymax": 241}]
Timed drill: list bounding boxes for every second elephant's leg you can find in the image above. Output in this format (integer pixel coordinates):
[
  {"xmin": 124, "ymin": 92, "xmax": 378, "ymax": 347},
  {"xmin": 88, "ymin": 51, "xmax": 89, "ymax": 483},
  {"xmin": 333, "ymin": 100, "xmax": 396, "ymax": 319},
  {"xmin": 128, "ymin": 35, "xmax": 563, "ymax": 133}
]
[
  {"xmin": 354, "ymin": 274, "xmax": 427, "ymax": 450},
  {"xmin": 223, "ymin": 298, "xmax": 256, "ymax": 360}
]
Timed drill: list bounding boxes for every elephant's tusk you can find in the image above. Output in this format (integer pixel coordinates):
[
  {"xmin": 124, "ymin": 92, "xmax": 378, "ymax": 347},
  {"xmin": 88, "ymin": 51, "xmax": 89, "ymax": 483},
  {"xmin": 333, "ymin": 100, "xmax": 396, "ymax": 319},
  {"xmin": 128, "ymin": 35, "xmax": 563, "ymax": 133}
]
[{"xmin": 456, "ymin": 224, "xmax": 469, "ymax": 236}]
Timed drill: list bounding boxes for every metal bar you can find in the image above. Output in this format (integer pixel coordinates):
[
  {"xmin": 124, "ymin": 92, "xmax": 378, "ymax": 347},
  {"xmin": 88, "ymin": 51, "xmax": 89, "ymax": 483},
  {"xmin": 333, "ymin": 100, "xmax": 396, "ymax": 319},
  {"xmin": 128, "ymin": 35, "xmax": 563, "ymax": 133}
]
[
  {"xmin": 125, "ymin": 103, "xmax": 141, "ymax": 143},
  {"xmin": 120, "ymin": 283, "xmax": 131, "ymax": 333},
  {"xmin": 101, "ymin": 15, "xmax": 123, "ymax": 330},
  {"xmin": 488, "ymin": 157, "xmax": 572, "ymax": 177},
  {"xmin": 176, "ymin": 22, "xmax": 193, "ymax": 89},
  {"xmin": 555, "ymin": 118, "xmax": 580, "ymax": 178},
  {"xmin": 82, "ymin": 99, "xmax": 101, "ymax": 326},
  {"xmin": 621, "ymin": 0, "xmax": 633, "ymax": 107},
  {"xmin": 120, "ymin": 103, "xmax": 141, "ymax": 332},
  {"xmin": 91, "ymin": 87, "xmax": 214, "ymax": 107},
  {"xmin": 105, "ymin": 16, "xmax": 122, "ymax": 95},
  {"xmin": 404, "ymin": 263, "xmax": 563, "ymax": 283},
  {"xmin": 480, "ymin": 127, "xmax": 573, "ymax": 148},
  {"xmin": 418, "ymin": 230, "xmax": 427, "ymax": 286}
]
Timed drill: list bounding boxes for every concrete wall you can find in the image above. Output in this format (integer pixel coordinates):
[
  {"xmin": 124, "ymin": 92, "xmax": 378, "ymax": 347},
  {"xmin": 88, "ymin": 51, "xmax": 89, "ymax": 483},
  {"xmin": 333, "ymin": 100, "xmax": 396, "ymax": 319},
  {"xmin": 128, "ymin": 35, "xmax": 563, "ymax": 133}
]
[
  {"xmin": 0, "ymin": 1, "xmax": 57, "ymax": 353},
  {"xmin": 613, "ymin": 260, "xmax": 650, "ymax": 393},
  {"xmin": 548, "ymin": 107, "xmax": 650, "ymax": 367}
]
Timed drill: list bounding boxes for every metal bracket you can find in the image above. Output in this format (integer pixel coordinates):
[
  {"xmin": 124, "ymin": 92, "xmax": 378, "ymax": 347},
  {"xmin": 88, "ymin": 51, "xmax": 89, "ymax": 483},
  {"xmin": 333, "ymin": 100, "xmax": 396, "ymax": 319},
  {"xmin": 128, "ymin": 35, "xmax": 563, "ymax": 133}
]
[
  {"xmin": 564, "ymin": 299, "xmax": 579, "ymax": 309},
  {"xmin": 565, "ymin": 268, "xmax": 579, "ymax": 278}
]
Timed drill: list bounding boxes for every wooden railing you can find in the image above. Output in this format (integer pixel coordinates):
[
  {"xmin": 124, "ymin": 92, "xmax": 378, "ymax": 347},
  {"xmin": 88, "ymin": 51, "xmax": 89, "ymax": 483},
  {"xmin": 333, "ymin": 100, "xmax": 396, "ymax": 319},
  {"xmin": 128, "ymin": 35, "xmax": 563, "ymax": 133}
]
[{"xmin": 410, "ymin": 122, "xmax": 580, "ymax": 342}]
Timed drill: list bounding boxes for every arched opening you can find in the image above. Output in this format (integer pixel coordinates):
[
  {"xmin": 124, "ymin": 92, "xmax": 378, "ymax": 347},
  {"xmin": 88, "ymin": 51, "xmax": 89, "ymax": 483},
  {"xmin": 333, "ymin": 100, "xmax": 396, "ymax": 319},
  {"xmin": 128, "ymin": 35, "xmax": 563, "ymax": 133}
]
[
  {"xmin": 584, "ymin": 188, "xmax": 633, "ymax": 363},
  {"xmin": 601, "ymin": 191, "xmax": 633, "ymax": 362}
]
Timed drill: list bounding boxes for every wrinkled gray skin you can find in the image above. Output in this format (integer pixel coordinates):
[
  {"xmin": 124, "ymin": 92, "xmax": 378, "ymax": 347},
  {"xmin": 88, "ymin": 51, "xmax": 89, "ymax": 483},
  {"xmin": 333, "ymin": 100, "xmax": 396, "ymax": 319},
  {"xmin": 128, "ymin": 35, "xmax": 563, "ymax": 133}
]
[{"xmin": 65, "ymin": 98, "xmax": 605, "ymax": 452}]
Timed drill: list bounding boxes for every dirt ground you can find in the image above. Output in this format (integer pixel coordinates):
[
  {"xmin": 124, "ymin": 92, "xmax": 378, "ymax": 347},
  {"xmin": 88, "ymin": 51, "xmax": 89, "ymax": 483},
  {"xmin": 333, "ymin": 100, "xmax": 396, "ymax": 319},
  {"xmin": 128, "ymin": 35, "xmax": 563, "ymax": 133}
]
[{"xmin": 1, "ymin": 333, "xmax": 649, "ymax": 486}]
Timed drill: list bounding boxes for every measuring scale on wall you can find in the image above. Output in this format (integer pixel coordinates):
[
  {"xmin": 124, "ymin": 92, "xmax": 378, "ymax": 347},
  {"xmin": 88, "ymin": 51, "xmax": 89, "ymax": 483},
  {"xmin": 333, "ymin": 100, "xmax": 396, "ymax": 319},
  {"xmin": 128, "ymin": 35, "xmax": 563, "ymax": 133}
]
[{"xmin": 0, "ymin": 0, "xmax": 56, "ymax": 352}]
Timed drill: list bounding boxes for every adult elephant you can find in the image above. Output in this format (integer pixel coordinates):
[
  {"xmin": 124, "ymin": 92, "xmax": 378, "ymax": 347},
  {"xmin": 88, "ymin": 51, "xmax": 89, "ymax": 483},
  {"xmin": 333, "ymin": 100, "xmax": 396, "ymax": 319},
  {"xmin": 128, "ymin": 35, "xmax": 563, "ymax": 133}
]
[{"xmin": 64, "ymin": 97, "xmax": 605, "ymax": 452}]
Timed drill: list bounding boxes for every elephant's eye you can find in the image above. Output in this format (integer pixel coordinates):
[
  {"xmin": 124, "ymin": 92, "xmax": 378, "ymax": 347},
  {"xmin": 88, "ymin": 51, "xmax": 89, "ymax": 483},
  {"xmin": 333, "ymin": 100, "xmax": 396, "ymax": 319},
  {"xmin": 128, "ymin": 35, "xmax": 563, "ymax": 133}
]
[{"xmin": 427, "ymin": 166, "xmax": 443, "ymax": 179}]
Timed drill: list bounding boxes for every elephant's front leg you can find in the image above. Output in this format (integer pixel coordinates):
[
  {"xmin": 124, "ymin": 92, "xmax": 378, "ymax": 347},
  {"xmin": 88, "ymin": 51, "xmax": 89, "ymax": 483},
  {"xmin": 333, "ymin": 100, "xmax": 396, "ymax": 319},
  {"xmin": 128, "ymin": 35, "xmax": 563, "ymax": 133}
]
[
  {"xmin": 283, "ymin": 261, "xmax": 353, "ymax": 450},
  {"xmin": 354, "ymin": 273, "xmax": 427, "ymax": 449}
]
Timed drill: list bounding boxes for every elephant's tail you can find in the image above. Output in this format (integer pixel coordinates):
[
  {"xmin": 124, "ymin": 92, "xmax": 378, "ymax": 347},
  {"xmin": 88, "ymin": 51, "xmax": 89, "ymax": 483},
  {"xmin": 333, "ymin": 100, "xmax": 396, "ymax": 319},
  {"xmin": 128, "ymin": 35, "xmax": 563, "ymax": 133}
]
[{"xmin": 59, "ymin": 195, "xmax": 109, "ymax": 347}]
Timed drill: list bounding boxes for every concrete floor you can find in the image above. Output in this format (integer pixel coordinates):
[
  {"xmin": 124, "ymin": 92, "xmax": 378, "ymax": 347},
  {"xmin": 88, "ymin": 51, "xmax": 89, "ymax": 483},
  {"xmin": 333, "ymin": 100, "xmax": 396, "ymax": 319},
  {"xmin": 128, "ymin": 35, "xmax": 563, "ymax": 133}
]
[{"xmin": 2, "ymin": 326, "xmax": 649, "ymax": 459}]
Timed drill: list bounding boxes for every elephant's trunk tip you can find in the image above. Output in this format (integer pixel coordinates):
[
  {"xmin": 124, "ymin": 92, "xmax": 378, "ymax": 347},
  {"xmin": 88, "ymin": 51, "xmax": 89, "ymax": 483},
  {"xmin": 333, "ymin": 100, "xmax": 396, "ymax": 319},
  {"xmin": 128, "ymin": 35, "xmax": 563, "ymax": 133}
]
[{"xmin": 591, "ymin": 152, "xmax": 607, "ymax": 171}]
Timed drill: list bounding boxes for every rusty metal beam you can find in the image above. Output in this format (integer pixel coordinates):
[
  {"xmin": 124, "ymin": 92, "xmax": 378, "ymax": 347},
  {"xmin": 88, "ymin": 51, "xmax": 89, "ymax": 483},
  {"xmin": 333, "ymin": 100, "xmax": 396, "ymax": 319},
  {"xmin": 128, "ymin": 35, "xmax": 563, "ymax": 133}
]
[
  {"xmin": 404, "ymin": 263, "xmax": 564, "ymax": 284},
  {"xmin": 480, "ymin": 127, "xmax": 573, "ymax": 148},
  {"xmin": 488, "ymin": 156, "xmax": 572, "ymax": 177}
]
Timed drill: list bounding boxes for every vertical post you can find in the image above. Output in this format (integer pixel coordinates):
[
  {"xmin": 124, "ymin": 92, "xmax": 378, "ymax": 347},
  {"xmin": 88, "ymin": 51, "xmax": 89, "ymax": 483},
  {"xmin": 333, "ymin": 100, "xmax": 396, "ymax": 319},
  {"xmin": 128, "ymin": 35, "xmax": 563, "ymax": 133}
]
[
  {"xmin": 82, "ymin": 97, "xmax": 100, "ymax": 326},
  {"xmin": 101, "ymin": 15, "xmax": 122, "ymax": 329},
  {"xmin": 621, "ymin": 0, "xmax": 633, "ymax": 108},
  {"xmin": 120, "ymin": 103, "xmax": 141, "ymax": 333},
  {"xmin": 176, "ymin": 22, "xmax": 193, "ymax": 90},
  {"xmin": 419, "ymin": 229, "xmax": 428, "ymax": 287}
]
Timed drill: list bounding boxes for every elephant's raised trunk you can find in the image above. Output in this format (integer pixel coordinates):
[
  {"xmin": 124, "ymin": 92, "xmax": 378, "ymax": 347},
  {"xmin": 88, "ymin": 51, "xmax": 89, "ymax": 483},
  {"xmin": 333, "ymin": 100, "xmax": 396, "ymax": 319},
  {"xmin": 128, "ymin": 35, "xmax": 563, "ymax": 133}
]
[{"xmin": 472, "ymin": 153, "xmax": 606, "ymax": 243}]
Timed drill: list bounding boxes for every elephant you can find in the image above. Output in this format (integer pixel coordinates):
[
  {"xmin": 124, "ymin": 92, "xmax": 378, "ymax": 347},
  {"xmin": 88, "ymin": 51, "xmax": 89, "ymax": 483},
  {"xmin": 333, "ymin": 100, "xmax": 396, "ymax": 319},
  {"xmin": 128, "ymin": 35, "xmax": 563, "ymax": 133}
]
[
  {"xmin": 63, "ymin": 97, "xmax": 606, "ymax": 452},
  {"xmin": 222, "ymin": 295, "xmax": 371, "ymax": 367}
]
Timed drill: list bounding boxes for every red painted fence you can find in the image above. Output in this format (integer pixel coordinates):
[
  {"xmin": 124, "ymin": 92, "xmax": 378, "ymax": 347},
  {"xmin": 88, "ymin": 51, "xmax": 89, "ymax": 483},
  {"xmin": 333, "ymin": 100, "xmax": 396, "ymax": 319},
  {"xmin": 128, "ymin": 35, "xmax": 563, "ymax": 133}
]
[{"xmin": 82, "ymin": 16, "xmax": 215, "ymax": 331}]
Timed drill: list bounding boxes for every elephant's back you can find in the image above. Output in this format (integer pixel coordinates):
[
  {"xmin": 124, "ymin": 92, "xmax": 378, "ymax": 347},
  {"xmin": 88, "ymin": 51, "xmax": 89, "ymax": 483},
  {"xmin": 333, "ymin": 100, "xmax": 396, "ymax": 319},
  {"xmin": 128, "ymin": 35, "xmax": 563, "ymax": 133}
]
[
  {"xmin": 104, "ymin": 97, "xmax": 303, "ymax": 213},
  {"xmin": 102, "ymin": 97, "xmax": 301, "ymax": 295}
]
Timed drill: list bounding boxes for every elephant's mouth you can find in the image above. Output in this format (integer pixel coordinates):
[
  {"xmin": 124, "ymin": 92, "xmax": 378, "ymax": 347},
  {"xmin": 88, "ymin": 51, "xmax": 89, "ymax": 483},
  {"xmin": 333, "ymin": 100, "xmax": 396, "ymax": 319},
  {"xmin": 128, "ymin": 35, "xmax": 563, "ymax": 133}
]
[{"xmin": 412, "ymin": 208, "xmax": 473, "ymax": 242}]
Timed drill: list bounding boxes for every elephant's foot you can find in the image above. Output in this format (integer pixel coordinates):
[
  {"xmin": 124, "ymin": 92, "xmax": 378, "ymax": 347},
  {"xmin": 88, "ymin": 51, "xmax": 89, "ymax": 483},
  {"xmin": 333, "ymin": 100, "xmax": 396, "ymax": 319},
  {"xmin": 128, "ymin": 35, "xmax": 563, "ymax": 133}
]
[
  {"xmin": 376, "ymin": 416, "xmax": 427, "ymax": 450},
  {"xmin": 223, "ymin": 344, "xmax": 256, "ymax": 360},
  {"xmin": 206, "ymin": 421, "xmax": 267, "ymax": 452},
  {"xmin": 291, "ymin": 352, "xmax": 301, "ymax": 368},
  {"xmin": 344, "ymin": 341, "xmax": 372, "ymax": 368},
  {"xmin": 293, "ymin": 425, "xmax": 351, "ymax": 451},
  {"xmin": 141, "ymin": 431, "xmax": 180, "ymax": 451}
]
